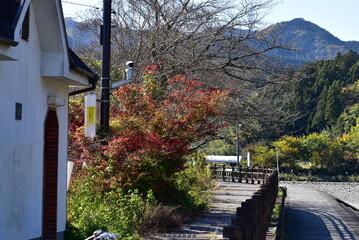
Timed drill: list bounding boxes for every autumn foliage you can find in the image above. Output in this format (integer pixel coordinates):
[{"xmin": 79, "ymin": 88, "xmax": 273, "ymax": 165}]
[{"xmin": 68, "ymin": 68, "xmax": 228, "ymax": 200}]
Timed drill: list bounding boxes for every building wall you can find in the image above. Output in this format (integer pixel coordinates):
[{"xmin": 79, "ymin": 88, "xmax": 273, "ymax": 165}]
[{"xmin": 0, "ymin": 4, "xmax": 68, "ymax": 239}]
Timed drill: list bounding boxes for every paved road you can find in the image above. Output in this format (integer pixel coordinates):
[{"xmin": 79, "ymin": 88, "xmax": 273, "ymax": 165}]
[{"xmin": 283, "ymin": 184, "xmax": 359, "ymax": 240}]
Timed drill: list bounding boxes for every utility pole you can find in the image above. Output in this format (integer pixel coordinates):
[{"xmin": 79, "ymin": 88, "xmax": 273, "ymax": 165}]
[{"xmin": 100, "ymin": 0, "xmax": 112, "ymax": 132}]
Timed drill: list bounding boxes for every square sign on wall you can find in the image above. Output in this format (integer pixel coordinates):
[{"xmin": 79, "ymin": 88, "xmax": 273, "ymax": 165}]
[{"xmin": 15, "ymin": 102, "xmax": 22, "ymax": 120}]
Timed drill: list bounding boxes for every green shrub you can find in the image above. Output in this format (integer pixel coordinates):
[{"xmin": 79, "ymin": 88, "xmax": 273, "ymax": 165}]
[
  {"xmin": 67, "ymin": 174, "xmax": 155, "ymax": 240},
  {"xmin": 173, "ymin": 152, "xmax": 215, "ymax": 210},
  {"xmin": 67, "ymin": 152, "xmax": 215, "ymax": 239}
]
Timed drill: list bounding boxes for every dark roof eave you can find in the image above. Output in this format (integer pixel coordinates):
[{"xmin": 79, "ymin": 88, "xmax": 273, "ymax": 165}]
[
  {"xmin": 71, "ymin": 65, "xmax": 96, "ymax": 79},
  {"xmin": 68, "ymin": 47, "xmax": 97, "ymax": 79},
  {"xmin": 0, "ymin": 36, "xmax": 18, "ymax": 46},
  {"xmin": 0, "ymin": 0, "xmax": 26, "ymax": 46},
  {"xmin": 69, "ymin": 74, "xmax": 99, "ymax": 96}
]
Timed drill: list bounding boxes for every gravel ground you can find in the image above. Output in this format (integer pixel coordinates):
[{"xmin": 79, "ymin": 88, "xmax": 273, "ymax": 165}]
[{"xmin": 280, "ymin": 181, "xmax": 359, "ymax": 209}]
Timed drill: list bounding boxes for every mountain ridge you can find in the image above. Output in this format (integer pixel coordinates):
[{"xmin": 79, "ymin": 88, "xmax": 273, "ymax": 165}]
[
  {"xmin": 65, "ymin": 17, "xmax": 359, "ymax": 65},
  {"xmin": 266, "ymin": 18, "xmax": 359, "ymax": 64}
]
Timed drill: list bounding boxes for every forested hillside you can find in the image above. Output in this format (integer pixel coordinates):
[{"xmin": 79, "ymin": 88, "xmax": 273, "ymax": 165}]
[
  {"xmin": 284, "ymin": 50, "xmax": 359, "ymax": 136},
  {"xmin": 204, "ymin": 50, "xmax": 359, "ymax": 166}
]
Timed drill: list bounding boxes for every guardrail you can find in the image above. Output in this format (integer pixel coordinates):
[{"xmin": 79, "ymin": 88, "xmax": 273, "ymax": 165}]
[
  {"xmin": 222, "ymin": 170, "xmax": 279, "ymax": 240},
  {"xmin": 211, "ymin": 164, "xmax": 276, "ymax": 184}
]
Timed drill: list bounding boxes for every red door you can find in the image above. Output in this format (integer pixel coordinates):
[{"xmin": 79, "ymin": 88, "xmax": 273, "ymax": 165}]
[{"xmin": 43, "ymin": 109, "xmax": 59, "ymax": 239}]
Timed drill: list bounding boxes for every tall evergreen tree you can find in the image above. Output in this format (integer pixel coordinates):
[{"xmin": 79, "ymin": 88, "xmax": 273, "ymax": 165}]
[
  {"xmin": 311, "ymin": 84, "xmax": 328, "ymax": 131},
  {"xmin": 325, "ymin": 80, "xmax": 343, "ymax": 126}
]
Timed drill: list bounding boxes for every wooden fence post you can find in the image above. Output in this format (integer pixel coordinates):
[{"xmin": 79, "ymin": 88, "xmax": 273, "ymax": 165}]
[
  {"xmin": 251, "ymin": 166, "xmax": 254, "ymax": 184},
  {"xmin": 238, "ymin": 165, "xmax": 242, "ymax": 183},
  {"xmin": 245, "ymin": 166, "xmax": 249, "ymax": 183},
  {"xmin": 231, "ymin": 166, "xmax": 235, "ymax": 182},
  {"xmin": 222, "ymin": 164, "xmax": 226, "ymax": 181}
]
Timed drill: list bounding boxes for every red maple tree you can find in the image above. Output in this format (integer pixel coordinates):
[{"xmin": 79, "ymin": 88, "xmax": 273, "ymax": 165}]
[{"xmin": 68, "ymin": 68, "xmax": 228, "ymax": 197}]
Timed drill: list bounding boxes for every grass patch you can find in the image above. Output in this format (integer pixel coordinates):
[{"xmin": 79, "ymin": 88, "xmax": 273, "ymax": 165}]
[
  {"xmin": 272, "ymin": 187, "xmax": 286, "ymax": 222},
  {"xmin": 268, "ymin": 187, "xmax": 287, "ymax": 240}
]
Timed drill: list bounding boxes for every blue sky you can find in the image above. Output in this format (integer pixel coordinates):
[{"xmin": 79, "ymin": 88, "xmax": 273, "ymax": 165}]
[{"xmin": 61, "ymin": 0, "xmax": 359, "ymax": 41}]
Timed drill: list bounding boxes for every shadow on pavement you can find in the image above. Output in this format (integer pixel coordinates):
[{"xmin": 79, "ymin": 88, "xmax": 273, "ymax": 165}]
[{"xmin": 285, "ymin": 207, "xmax": 357, "ymax": 240}]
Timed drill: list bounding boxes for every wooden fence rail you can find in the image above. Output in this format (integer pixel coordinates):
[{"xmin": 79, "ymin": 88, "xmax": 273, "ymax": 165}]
[{"xmin": 211, "ymin": 164, "xmax": 276, "ymax": 185}]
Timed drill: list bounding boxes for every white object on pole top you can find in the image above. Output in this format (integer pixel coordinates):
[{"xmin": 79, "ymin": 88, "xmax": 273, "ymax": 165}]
[
  {"xmin": 111, "ymin": 61, "xmax": 135, "ymax": 88},
  {"xmin": 125, "ymin": 60, "xmax": 134, "ymax": 81},
  {"xmin": 85, "ymin": 94, "xmax": 97, "ymax": 138}
]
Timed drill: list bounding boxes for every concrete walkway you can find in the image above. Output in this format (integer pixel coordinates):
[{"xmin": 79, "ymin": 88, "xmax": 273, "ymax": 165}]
[
  {"xmin": 283, "ymin": 184, "xmax": 359, "ymax": 240},
  {"xmin": 152, "ymin": 181, "xmax": 261, "ymax": 239}
]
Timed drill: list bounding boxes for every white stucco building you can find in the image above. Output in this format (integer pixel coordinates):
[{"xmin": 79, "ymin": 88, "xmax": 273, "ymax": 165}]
[{"xmin": 0, "ymin": 0, "xmax": 97, "ymax": 239}]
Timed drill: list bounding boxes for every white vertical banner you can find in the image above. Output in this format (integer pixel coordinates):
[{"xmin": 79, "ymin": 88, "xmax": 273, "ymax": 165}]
[
  {"xmin": 247, "ymin": 152, "xmax": 251, "ymax": 167},
  {"xmin": 85, "ymin": 94, "xmax": 97, "ymax": 138}
]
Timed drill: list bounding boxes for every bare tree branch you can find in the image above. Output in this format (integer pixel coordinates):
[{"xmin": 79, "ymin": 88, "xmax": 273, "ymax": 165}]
[{"xmin": 75, "ymin": 0, "xmax": 298, "ymax": 139}]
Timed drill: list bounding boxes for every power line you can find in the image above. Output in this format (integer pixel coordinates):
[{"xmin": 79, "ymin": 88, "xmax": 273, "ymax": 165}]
[{"xmin": 62, "ymin": 1, "xmax": 99, "ymax": 9}]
